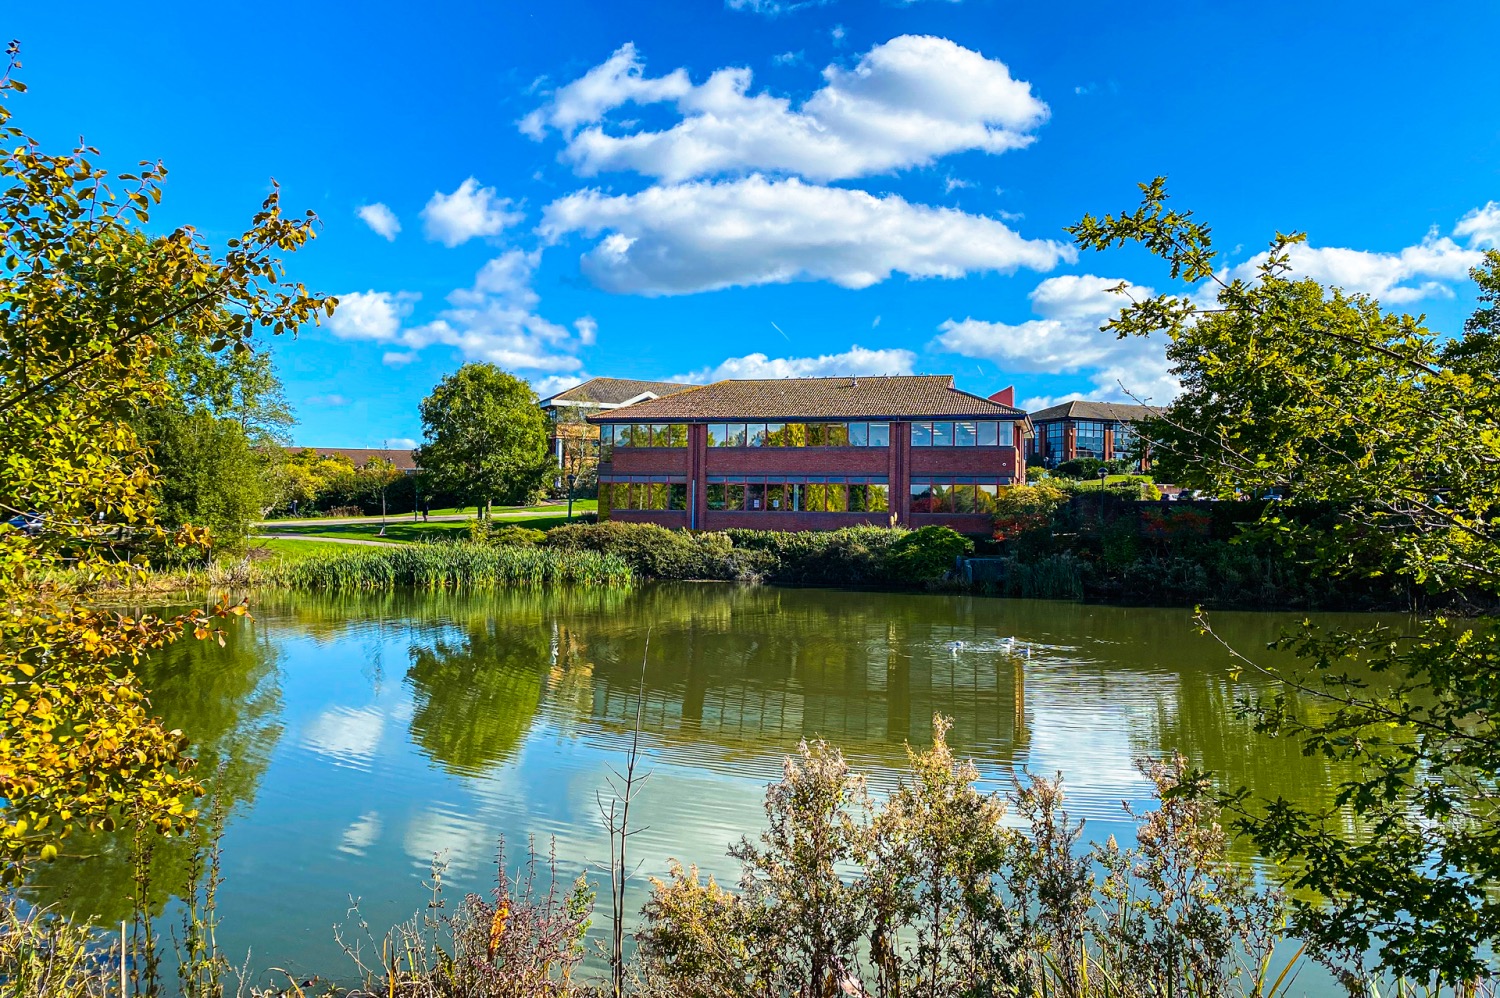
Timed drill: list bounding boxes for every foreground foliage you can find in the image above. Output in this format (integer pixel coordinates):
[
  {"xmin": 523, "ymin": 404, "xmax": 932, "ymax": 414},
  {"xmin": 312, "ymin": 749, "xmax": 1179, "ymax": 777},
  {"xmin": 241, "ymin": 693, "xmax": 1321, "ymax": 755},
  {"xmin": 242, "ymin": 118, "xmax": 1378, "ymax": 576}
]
[
  {"xmin": 1071, "ymin": 179, "xmax": 1500, "ymax": 982},
  {"xmin": 0, "ymin": 46, "xmax": 330, "ymax": 882}
]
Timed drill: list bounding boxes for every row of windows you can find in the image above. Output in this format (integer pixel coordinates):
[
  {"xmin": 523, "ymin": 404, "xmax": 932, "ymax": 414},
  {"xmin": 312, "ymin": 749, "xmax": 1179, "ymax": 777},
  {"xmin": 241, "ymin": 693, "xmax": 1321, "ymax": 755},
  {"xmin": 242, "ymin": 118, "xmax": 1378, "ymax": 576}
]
[
  {"xmin": 910, "ymin": 421, "xmax": 1010, "ymax": 447},
  {"xmin": 597, "ymin": 477, "xmax": 1015, "ymax": 515},
  {"xmin": 598, "ymin": 419, "xmax": 1018, "ymax": 454},
  {"xmin": 1032, "ymin": 419, "xmax": 1142, "ymax": 460},
  {"xmin": 911, "ymin": 482, "xmax": 1007, "ymax": 514}
]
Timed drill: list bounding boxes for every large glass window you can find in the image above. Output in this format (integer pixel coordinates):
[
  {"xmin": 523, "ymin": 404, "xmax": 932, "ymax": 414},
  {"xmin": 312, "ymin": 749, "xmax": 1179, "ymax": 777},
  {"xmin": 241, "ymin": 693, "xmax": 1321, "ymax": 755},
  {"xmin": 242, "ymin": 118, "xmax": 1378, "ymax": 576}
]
[
  {"xmin": 950, "ymin": 483, "xmax": 976, "ymax": 513},
  {"xmin": 910, "ymin": 482, "xmax": 934, "ymax": 512},
  {"xmin": 746, "ymin": 482, "xmax": 766, "ymax": 511},
  {"xmin": 665, "ymin": 424, "xmax": 689, "ymax": 448},
  {"xmin": 747, "ymin": 423, "xmax": 769, "ymax": 447},
  {"xmin": 823, "ymin": 423, "xmax": 850, "ymax": 447},
  {"xmin": 1075, "ymin": 420, "xmax": 1105, "ymax": 459},
  {"xmin": 599, "ymin": 425, "xmax": 615, "ymax": 460},
  {"xmin": 726, "ymin": 423, "xmax": 748, "ymax": 447},
  {"xmin": 707, "ymin": 424, "xmax": 725, "ymax": 447},
  {"xmin": 668, "ymin": 484, "xmax": 688, "ymax": 510},
  {"xmin": 976, "ymin": 483, "xmax": 999, "ymax": 513},
  {"xmin": 765, "ymin": 422, "xmax": 787, "ymax": 446},
  {"xmin": 849, "ymin": 483, "xmax": 889, "ymax": 512},
  {"xmin": 868, "ymin": 422, "xmax": 890, "ymax": 448},
  {"xmin": 954, "ymin": 421, "xmax": 977, "ymax": 447},
  {"xmin": 766, "ymin": 483, "xmax": 786, "ymax": 511},
  {"xmin": 1044, "ymin": 422, "xmax": 1064, "ymax": 461},
  {"xmin": 911, "ymin": 422, "xmax": 932, "ymax": 447},
  {"xmin": 977, "ymin": 421, "xmax": 999, "ymax": 447},
  {"xmin": 1112, "ymin": 421, "xmax": 1138, "ymax": 460},
  {"xmin": 846, "ymin": 422, "xmax": 868, "ymax": 447},
  {"xmin": 931, "ymin": 421, "xmax": 954, "ymax": 447},
  {"xmin": 707, "ymin": 483, "xmax": 727, "ymax": 510},
  {"xmin": 725, "ymin": 483, "xmax": 745, "ymax": 510}
]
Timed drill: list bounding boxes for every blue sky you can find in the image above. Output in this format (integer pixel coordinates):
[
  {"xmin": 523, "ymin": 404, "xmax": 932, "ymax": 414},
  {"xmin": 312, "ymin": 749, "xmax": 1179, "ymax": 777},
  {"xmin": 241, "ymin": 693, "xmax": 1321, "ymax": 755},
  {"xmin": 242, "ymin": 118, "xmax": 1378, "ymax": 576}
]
[{"xmin": 10, "ymin": 1, "xmax": 1499, "ymax": 446}]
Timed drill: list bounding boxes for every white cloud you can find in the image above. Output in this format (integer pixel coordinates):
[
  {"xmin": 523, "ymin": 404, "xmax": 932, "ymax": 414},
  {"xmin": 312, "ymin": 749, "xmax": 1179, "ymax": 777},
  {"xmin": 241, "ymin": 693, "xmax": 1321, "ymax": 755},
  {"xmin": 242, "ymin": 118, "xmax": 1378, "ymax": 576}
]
[
  {"xmin": 676, "ymin": 345, "xmax": 916, "ymax": 383},
  {"xmin": 540, "ymin": 175, "xmax": 1072, "ymax": 296},
  {"xmin": 420, "ymin": 178, "xmax": 523, "ymax": 247},
  {"xmin": 1220, "ymin": 204, "xmax": 1500, "ymax": 305},
  {"xmin": 326, "ymin": 290, "xmax": 420, "ymax": 342},
  {"xmin": 934, "ymin": 274, "xmax": 1178, "ymax": 406},
  {"xmin": 523, "ymin": 36, "xmax": 1048, "ymax": 182},
  {"xmin": 385, "ymin": 437, "xmax": 419, "ymax": 449},
  {"xmin": 1454, "ymin": 201, "xmax": 1500, "ymax": 248},
  {"xmin": 335, "ymin": 252, "xmax": 594, "ymax": 373},
  {"xmin": 356, "ymin": 202, "xmax": 401, "ymax": 241},
  {"xmin": 338, "ymin": 811, "xmax": 383, "ymax": 856},
  {"xmin": 306, "ymin": 393, "xmax": 348, "ymax": 406},
  {"xmin": 531, "ymin": 372, "xmax": 595, "ymax": 399},
  {"xmin": 724, "ymin": 0, "xmax": 828, "ymax": 13}
]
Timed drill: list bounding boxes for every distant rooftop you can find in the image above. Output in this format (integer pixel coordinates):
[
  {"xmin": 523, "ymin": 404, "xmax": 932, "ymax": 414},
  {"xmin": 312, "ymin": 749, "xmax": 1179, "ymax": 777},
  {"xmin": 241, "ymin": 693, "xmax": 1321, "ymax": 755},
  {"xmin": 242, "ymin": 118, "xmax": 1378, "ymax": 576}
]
[
  {"xmin": 1028, "ymin": 400, "xmax": 1160, "ymax": 423},
  {"xmin": 285, "ymin": 446, "xmax": 417, "ymax": 472},
  {"xmin": 589, "ymin": 375, "xmax": 1027, "ymax": 422},
  {"xmin": 540, "ymin": 376, "xmax": 700, "ymax": 408}
]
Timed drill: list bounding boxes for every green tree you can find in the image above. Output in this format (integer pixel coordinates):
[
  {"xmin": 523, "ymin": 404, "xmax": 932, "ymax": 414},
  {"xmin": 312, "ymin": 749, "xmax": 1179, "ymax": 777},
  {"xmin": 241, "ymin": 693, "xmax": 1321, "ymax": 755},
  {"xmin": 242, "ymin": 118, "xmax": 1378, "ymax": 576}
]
[
  {"xmin": 1070, "ymin": 180, "xmax": 1500, "ymax": 983},
  {"xmin": 0, "ymin": 44, "xmax": 331, "ymax": 881},
  {"xmin": 137, "ymin": 406, "xmax": 266, "ymax": 552},
  {"xmin": 414, "ymin": 363, "xmax": 551, "ymax": 515}
]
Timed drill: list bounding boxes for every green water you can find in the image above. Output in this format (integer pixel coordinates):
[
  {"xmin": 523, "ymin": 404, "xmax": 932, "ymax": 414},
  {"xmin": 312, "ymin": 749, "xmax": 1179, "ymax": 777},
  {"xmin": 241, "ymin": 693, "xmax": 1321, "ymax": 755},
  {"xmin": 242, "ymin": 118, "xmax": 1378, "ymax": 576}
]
[{"xmin": 32, "ymin": 584, "xmax": 1394, "ymax": 984}]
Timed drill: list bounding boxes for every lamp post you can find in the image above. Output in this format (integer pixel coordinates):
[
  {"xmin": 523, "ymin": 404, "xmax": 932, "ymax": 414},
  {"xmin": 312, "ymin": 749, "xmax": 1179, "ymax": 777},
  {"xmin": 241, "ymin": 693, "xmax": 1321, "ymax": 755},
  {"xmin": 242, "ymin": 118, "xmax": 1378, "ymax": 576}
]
[
  {"xmin": 1099, "ymin": 466, "xmax": 1109, "ymax": 489},
  {"xmin": 567, "ymin": 473, "xmax": 577, "ymax": 520}
]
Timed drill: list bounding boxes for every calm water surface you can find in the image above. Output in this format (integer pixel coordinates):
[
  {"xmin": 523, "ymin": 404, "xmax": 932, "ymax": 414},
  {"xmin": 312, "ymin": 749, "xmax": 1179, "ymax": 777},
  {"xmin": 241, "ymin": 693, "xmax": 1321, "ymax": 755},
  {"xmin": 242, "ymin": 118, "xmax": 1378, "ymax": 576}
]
[{"xmin": 34, "ymin": 584, "xmax": 1396, "ymax": 983}]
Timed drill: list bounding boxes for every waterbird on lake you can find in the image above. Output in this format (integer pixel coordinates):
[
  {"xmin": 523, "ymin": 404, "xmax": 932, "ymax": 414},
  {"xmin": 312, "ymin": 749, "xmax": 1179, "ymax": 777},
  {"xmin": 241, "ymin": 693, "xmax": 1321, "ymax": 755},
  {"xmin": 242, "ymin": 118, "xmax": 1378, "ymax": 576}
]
[{"xmin": 945, "ymin": 640, "xmax": 965, "ymax": 655}]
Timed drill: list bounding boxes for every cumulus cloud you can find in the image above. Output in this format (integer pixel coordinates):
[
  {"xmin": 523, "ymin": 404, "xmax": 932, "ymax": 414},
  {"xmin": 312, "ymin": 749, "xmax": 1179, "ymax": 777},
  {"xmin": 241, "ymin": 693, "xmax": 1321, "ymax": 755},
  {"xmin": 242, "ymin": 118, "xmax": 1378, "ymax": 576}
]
[
  {"xmin": 331, "ymin": 252, "xmax": 594, "ymax": 372},
  {"xmin": 356, "ymin": 202, "xmax": 401, "ymax": 240},
  {"xmin": 1453, "ymin": 201, "xmax": 1500, "ymax": 248},
  {"xmin": 540, "ymin": 175, "xmax": 1072, "ymax": 296},
  {"xmin": 421, "ymin": 178, "xmax": 523, "ymax": 247},
  {"xmin": 676, "ymin": 345, "xmax": 916, "ymax": 383},
  {"xmin": 386, "ymin": 437, "xmax": 419, "ymax": 449},
  {"xmin": 522, "ymin": 36, "xmax": 1048, "ymax": 182},
  {"xmin": 1220, "ymin": 203, "xmax": 1500, "ymax": 305},
  {"xmin": 326, "ymin": 290, "xmax": 421, "ymax": 342},
  {"xmin": 532, "ymin": 372, "xmax": 596, "ymax": 399},
  {"xmin": 934, "ymin": 274, "xmax": 1179, "ymax": 405}
]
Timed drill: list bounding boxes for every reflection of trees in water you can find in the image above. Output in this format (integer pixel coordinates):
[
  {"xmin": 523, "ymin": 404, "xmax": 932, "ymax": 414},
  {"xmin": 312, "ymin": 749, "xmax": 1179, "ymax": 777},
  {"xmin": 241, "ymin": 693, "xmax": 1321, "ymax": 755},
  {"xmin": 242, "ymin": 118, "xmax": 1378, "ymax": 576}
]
[
  {"xmin": 405, "ymin": 617, "xmax": 551, "ymax": 776},
  {"xmin": 27, "ymin": 616, "xmax": 284, "ymax": 922}
]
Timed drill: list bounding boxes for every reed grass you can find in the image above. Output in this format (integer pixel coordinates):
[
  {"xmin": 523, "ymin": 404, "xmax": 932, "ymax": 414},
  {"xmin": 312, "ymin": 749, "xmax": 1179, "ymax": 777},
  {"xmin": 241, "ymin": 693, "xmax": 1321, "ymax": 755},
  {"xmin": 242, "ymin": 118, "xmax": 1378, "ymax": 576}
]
[{"xmin": 266, "ymin": 541, "xmax": 633, "ymax": 591}]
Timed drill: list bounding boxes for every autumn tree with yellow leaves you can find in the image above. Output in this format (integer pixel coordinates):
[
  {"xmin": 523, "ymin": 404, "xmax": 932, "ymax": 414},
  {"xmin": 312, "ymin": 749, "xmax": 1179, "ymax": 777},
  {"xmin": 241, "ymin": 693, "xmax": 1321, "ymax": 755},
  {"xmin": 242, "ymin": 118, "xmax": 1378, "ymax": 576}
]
[{"xmin": 0, "ymin": 41, "xmax": 334, "ymax": 882}]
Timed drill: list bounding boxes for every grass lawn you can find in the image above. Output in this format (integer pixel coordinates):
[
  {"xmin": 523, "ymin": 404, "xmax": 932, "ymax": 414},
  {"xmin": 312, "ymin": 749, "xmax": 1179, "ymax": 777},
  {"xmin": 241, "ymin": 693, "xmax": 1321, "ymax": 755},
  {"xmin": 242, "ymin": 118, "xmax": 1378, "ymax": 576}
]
[
  {"xmin": 241, "ymin": 538, "xmax": 349, "ymax": 560},
  {"xmin": 259, "ymin": 513, "xmax": 587, "ymax": 543},
  {"xmin": 1066, "ymin": 475, "xmax": 1154, "ymax": 489},
  {"xmin": 257, "ymin": 499, "xmax": 596, "ymax": 523}
]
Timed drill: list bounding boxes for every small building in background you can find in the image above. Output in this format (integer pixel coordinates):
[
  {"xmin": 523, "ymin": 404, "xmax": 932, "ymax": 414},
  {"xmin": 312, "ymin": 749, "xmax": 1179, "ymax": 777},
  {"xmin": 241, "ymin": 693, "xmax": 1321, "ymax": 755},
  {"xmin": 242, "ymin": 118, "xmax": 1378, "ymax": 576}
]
[
  {"xmin": 538, "ymin": 377, "xmax": 701, "ymax": 471},
  {"xmin": 1026, "ymin": 401, "xmax": 1158, "ymax": 470},
  {"xmin": 591, "ymin": 375, "xmax": 1029, "ymax": 535}
]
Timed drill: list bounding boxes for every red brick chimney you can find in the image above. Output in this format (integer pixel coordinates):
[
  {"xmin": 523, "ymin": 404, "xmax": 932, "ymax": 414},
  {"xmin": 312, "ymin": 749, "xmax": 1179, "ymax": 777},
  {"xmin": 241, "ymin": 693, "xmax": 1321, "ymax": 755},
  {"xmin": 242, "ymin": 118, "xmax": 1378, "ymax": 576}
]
[{"xmin": 988, "ymin": 386, "xmax": 1015, "ymax": 408}]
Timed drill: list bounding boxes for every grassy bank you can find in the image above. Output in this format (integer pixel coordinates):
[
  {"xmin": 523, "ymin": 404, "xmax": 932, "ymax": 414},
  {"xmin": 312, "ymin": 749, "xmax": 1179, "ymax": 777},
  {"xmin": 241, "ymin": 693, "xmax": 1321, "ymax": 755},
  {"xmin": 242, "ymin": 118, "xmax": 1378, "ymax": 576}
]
[
  {"xmin": 265, "ymin": 541, "xmax": 632, "ymax": 591},
  {"xmin": 259, "ymin": 512, "xmax": 585, "ymax": 543}
]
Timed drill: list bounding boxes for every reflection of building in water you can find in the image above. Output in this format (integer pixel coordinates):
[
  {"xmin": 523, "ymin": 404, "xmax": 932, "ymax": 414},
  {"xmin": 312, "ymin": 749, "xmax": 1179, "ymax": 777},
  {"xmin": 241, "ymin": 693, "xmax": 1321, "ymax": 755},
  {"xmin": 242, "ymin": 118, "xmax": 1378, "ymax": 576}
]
[{"xmin": 576, "ymin": 629, "xmax": 1029, "ymax": 766}]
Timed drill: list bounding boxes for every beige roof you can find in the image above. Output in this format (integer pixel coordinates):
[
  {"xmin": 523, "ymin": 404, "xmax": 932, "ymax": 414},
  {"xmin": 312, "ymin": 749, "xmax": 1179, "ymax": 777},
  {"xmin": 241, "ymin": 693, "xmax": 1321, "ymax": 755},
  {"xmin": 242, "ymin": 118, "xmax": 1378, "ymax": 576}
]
[
  {"xmin": 286, "ymin": 446, "xmax": 417, "ymax": 472},
  {"xmin": 540, "ymin": 377, "xmax": 700, "ymax": 407},
  {"xmin": 589, "ymin": 376, "xmax": 1026, "ymax": 422},
  {"xmin": 1028, "ymin": 400, "xmax": 1160, "ymax": 423}
]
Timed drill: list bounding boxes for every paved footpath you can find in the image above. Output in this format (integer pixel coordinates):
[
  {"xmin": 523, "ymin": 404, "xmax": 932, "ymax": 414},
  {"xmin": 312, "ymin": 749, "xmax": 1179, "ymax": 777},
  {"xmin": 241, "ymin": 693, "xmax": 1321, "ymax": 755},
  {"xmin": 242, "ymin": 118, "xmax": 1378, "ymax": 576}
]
[
  {"xmin": 252, "ymin": 533, "xmax": 402, "ymax": 547},
  {"xmin": 254, "ymin": 506, "xmax": 577, "ymax": 528}
]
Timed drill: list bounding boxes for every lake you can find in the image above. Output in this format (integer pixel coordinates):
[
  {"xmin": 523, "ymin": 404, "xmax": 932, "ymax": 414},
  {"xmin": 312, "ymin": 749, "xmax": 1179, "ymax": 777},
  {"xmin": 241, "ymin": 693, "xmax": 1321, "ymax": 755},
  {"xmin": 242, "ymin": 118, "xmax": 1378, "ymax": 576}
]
[{"xmin": 31, "ymin": 584, "xmax": 1391, "ymax": 984}]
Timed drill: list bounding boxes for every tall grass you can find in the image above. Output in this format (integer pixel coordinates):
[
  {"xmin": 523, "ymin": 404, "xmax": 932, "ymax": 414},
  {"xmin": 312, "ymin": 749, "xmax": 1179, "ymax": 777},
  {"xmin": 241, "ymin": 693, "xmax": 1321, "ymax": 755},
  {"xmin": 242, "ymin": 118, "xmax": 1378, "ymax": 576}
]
[
  {"xmin": 266, "ymin": 541, "xmax": 632, "ymax": 591},
  {"xmin": 1004, "ymin": 552, "xmax": 1087, "ymax": 599}
]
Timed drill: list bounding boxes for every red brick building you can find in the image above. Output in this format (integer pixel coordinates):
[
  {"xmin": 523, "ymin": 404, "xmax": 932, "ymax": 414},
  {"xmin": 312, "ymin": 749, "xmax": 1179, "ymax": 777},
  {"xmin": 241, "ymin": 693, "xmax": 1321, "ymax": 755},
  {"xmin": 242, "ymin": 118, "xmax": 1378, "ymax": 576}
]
[
  {"xmin": 538, "ymin": 376, "xmax": 700, "ymax": 470},
  {"xmin": 592, "ymin": 375, "xmax": 1030, "ymax": 535},
  {"xmin": 1026, "ymin": 400, "xmax": 1158, "ymax": 470}
]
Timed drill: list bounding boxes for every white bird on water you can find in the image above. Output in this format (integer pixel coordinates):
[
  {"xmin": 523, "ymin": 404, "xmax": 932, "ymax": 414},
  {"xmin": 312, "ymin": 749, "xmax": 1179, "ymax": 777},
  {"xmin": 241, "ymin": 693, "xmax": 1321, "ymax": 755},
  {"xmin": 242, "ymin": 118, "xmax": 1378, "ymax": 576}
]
[{"xmin": 945, "ymin": 640, "xmax": 965, "ymax": 655}]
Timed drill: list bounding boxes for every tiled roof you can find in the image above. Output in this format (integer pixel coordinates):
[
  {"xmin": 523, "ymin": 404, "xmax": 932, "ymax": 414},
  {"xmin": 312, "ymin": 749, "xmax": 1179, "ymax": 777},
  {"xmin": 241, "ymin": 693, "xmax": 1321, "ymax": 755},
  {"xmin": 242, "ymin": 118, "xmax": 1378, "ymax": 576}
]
[
  {"xmin": 286, "ymin": 446, "xmax": 417, "ymax": 472},
  {"xmin": 1028, "ymin": 400, "xmax": 1161, "ymax": 423},
  {"xmin": 589, "ymin": 376, "xmax": 1026, "ymax": 422},
  {"xmin": 540, "ymin": 377, "xmax": 700, "ymax": 407}
]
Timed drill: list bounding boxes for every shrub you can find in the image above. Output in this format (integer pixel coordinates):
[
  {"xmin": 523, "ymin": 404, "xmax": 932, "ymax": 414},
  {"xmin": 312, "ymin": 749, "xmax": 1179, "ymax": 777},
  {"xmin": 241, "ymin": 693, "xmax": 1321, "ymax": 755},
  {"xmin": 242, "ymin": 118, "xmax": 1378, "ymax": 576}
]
[
  {"xmin": 1053, "ymin": 457, "xmax": 1106, "ymax": 479},
  {"xmin": 639, "ymin": 717, "xmax": 1290, "ymax": 998},
  {"xmin": 881, "ymin": 525, "xmax": 972, "ymax": 583},
  {"xmin": 724, "ymin": 525, "xmax": 906, "ymax": 585},
  {"xmin": 544, "ymin": 522, "xmax": 741, "ymax": 580}
]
